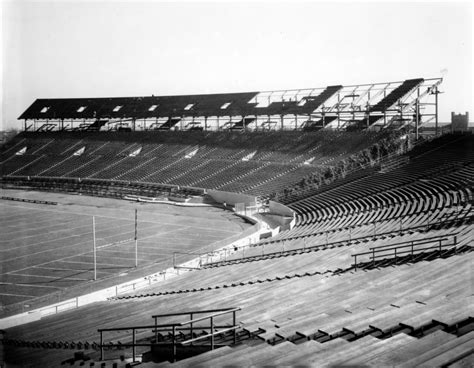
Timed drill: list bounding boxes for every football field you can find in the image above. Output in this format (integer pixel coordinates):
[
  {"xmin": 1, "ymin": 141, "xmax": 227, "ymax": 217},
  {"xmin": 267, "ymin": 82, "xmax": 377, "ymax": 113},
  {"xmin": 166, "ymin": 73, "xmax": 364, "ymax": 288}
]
[{"xmin": 0, "ymin": 189, "xmax": 250, "ymax": 311}]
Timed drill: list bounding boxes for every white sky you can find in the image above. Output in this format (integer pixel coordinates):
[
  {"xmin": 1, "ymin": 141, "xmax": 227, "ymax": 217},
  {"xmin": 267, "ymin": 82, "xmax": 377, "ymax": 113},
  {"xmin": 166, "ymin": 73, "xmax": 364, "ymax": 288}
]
[{"xmin": 1, "ymin": 0, "xmax": 473, "ymax": 131}]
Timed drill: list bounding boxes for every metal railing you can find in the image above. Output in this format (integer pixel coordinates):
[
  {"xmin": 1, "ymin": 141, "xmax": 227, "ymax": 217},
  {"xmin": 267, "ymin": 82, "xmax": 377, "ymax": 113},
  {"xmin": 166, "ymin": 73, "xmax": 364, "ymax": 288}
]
[
  {"xmin": 352, "ymin": 234, "xmax": 458, "ymax": 271},
  {"xmin": 98, "ymin": 307, "xmax": 240, "ymax": 362},
  {"xmin": 264, "ymin": 210, "xmax": 471, "ymax": 247},
  {"xmin": 203, "ymin": 215, "xmax": 471, "ymax": 268}
]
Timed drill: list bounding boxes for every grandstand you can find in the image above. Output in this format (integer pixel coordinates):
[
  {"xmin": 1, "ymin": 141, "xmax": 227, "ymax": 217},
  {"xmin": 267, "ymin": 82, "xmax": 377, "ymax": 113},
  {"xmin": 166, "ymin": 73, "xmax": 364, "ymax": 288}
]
[
  {"xmin": 1, "ymin": 77, "xmax": 473, "ymax": 367},
  {"xmin": 18, "ymin": 78, "xmax": 442, "ymax": 134}
]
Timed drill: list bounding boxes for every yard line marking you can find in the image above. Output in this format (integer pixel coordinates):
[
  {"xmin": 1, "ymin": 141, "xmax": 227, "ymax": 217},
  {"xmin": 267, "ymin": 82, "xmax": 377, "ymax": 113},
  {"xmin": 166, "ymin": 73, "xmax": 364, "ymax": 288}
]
[
  {"xmin": 93, "ymin": 254, "xmax": 149, "ymax": 262},
  {"xmin": 0, "ymin": 217, "xmax": 92, "ymax": 236},
  {"xmin": 0, "ymin": 217, "xmax": 121, "ymax": 247},
  {"xmin": 1, "ymin": 243, "xmax": 127, "ymax": 274},
  {"xmin": 97, "ymin": 250, "xmax": 137, "ymax": 256},
  {"xmin": 8, "ymin": 273, "xmax": 90, "ymax": 281},
  {"xmin": 0, "ymin": 221, "xmax": 138, "ymax": 253},
  {"xmin": 0, "ymin": 214, "xmax": 40, "ymax": 223},
  {"xmin": 1, "ymin": 224, "xmax": 93, "ymax": 244},
  {"xmin": 0, "ymin": 210, "xmax": 81, "ymax": 222},
  {"xmin": 123, "ymin": 244, "xmax": 193, "ymax": 252},
  {"xmin": 0, "ymin": 283, "xmax": 62, "ymax": 290},
  {"xmin": 40, "ymin": 260, "xmax": 132, "ymax": 268},
  {"xmin": 97, "ymin": 249, "xmax": 170, "ymax": 257},
  {"xmin": 0, "ymin": 281, "xmax": 62, "ymax": 290},
  {"xmin": 96, "ymin": 238, "xmax": 135, "ymax": 250},
  {"xmin": 0, "ymin": 292, "xmax": 37, "ymax": 298},
  {"xmin": 1, "ymin": 221, "xmax": 87, "ymax": 235},
  {"xmin": 1, "ymin": 218, "xmax": 156, "ymax": 247},
  {"xmin": 32, "ymin": 265, "xmax": 93, "ymax": 272},
  {"xmin": 0, "ymin": 238, "xmax": 93, "ymax": 258},
  {"xmin": 26, "ymin": 266, "xmax": 102, "ymax": 275}
]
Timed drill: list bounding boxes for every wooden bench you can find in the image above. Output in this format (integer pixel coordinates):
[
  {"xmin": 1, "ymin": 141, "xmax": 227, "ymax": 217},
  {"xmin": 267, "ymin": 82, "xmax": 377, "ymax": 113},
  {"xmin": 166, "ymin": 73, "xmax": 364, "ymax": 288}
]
[{"xmin": 365, "ymin": 329, "xmax": 457, "ymax": 367}]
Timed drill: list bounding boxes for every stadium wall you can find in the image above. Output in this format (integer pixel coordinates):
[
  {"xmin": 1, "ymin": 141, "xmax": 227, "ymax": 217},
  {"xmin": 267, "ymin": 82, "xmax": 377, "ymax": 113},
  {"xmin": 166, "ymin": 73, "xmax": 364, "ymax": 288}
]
[
  {"xmin": 267, "ymin": 200, "xmax": 296, "ymax": 230},
  {"xmin": 207, "ymin": 190, "xmax": 257, "ymax": 207},
  {"xmin": 207, "ymin": 190, "xmax": 296, "ymax": 230}
]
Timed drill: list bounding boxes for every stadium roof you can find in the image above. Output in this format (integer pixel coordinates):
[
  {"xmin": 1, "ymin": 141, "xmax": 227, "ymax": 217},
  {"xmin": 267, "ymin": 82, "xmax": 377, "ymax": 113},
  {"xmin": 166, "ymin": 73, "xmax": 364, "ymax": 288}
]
[
  {"xmin": 18, "ymin": 78, "xmax": 441, "ymax": 127},
  {"xmin": 18, "ymin": 87, "xmax": 344, "ymax": 120}
]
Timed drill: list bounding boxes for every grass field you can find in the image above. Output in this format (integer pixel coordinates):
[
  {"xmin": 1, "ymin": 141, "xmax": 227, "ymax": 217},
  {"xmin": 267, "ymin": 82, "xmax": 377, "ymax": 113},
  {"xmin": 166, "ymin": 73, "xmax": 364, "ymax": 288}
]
[{"xmin": 0, "ymin": 189, "xmax": 251, "ymax": 311}]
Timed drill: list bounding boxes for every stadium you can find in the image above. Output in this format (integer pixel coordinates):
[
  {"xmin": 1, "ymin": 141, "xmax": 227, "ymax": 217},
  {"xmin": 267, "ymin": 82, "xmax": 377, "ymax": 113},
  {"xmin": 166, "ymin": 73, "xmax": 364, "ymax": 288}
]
[
  {"xmin": 1, "ymin": 1, "xmax": 473, "ymax": 367},
  {"xmin": 0, "ymin": 74, "xmax": 473, "ymax": 367}
]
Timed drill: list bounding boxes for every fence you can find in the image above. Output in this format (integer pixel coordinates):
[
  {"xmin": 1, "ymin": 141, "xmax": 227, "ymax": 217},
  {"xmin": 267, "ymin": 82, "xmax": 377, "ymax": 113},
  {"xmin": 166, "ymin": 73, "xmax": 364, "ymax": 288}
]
[
  {"xmin": 98, "ymin": 307, "xmax": 240, "ymax": 362},
  {"xmin": 352, "ymin": 234, "xmax": 458, "ymax": 271}
]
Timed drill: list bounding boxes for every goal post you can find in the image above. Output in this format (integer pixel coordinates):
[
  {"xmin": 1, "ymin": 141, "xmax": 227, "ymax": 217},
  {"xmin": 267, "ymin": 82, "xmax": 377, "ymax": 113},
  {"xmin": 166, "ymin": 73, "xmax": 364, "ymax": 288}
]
[
  {"xmin": 134, "ymin": 208, "xmax": 138, "ymax": 268},
  {"xmin": 91, "ymin": 209, "xmax": 139, "ymax": 281}
]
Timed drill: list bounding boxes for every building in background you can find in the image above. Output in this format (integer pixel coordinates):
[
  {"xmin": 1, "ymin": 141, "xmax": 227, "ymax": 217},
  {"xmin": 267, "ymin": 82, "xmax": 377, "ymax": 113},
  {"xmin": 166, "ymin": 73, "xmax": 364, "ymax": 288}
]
[{"xmin": 451, "ymin": 111, "xmax": 469, "ymax": 131}]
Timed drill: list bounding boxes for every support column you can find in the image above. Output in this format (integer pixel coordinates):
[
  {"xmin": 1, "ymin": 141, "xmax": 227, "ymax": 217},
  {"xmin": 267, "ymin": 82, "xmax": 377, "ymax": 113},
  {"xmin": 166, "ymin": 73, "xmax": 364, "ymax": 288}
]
[
  {"xmin": 280, "ymin": 115, "xmax": 284, "ymax": 131},
  {"xmin": 399, "ymin": 100, "xmax": 403, "ymax": 129},
  {"xmin": 415, "ymin": 88, "xmax": 420, "ymax": 141},
  {"xmin": 366, "ymin": 104, "xmax": 370, "ymax": 129},
  {"xmin": 337, "ymin": 92, "xmax": 341, "ymax": 130},
  {"xmin": 351, "ymin": 102, "xmax": 355, "ymax": 127}
]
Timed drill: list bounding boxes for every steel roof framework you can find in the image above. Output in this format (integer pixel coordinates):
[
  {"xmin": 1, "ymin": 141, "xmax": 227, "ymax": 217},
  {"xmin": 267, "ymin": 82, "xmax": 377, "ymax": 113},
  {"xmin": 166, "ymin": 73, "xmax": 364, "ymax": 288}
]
[{"xmin": 18, "ymin": 77, "xmax": 442, "ymax": 135}]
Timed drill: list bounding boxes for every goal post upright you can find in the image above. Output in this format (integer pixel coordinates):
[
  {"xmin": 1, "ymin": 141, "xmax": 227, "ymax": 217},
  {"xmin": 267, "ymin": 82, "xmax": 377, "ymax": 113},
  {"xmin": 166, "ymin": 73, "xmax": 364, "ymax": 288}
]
[
  {"xmin": 92, "ymin": 216, "xmax": 97, "ymax": 281},
  {"xmin": 134, "ymin": 208, "xmax": 138, "ymax": 268}
]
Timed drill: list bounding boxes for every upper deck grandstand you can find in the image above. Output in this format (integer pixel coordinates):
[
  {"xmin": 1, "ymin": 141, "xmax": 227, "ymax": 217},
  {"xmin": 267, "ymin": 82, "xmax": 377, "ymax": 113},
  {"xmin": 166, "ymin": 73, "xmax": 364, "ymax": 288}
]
[
  {"xmin": 3, "ymin": 77, "xmax": 442, "ymax": 202},
  {"xmin": 1, "ymin": 77, "xmax": 473, "ymax": 367},
  {"xmin": 18, "ymin": 78, "xmax": 440, "ymax": 133}
]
